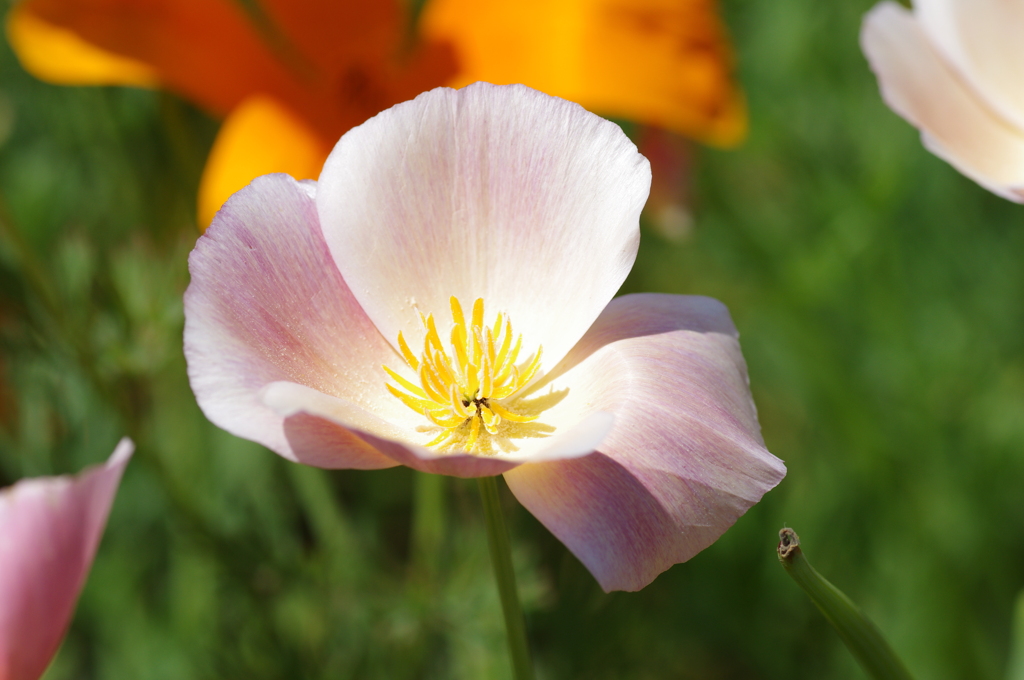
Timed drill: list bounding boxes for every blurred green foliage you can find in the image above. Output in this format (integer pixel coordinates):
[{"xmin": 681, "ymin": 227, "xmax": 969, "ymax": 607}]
[{"xmin": 2, "ymin": 0, "xmax": 1024, "ymax": 678}]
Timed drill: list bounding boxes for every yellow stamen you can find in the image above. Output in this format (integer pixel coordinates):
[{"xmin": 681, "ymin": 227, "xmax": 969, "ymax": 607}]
[
  {"xmin": 426, "ymin": 409, "xmax": 466, "ymax": 428},
  {"xmin": 485, "ymin": 326, "xmax": 497, "ymax": 367},
  {"xmin": 450, "ymin": 385, "xmax": 472, "ymax": 418},
  {"xmin": 481, "ymin": 352, "xmax": 493, "ymax": 397},
  {"xmin": 495, "ymin": 318, "xmax": 513, "ymax": 368},
  {"xmin": 466, "ymin": 414, "xmax": 482, "ymax": 450},
  {"xmin": 450, "ymin": 296, "xmax": 466, "ymax": 329},
  {"xmin": 432, "ymin": 350, "xmax": 457, "ymax": 386},
  {"xmin": 452, "ymin": 325, "xmax": 469, "ymax": 369},
  {"xmin": 517, "ymin": 348, "xmax": 543, "ymax": 389},
  {"xmin": 471, "ymin": 325, "xmax": 483, "ymax": 367},
  {"xmin": 382, "ymin": 297, "xmax": 550, "ymax": 453},
  {"xmin": 386, "ymin": 383, "xmax": 437, "ymax": 412},
  {"xmin": 472, "ymin": 298, "xmax": 484, "ymax": 331},
  {"xmin": 382, "ymin": 365, "xmax": 426, "ymax": 398},
  {"xmin": 424, "ymin": 430, "xmax": 452, "ymax": 448},
  {"xmin": 419, "ymin": 364, "xmax": 448, "ymax": 404},
  {"xmin": 489, "ymin": 401, "xmax": 538, "ymax": 423},
  {"xmin": 504, "ymin": 335, "xmax": 522, "ymax": 371},
  {"xmin": 397, "ymin": 332, "xmax": 419, "ymax": 370},
  {"xmin": 425, "ymin": 315, "xmax": 445, "ymax": 354},
  {"xmin": 481, "ymin": 405, "xmax": 501, "ymax": 434}
]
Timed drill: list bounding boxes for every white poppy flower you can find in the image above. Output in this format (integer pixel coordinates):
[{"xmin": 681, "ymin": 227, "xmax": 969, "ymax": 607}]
[
  {"xmin": 862, "ymin": 0, "xmax": 1024, "ymax": 201},
  {"xmin": 184, "ymin": 83, "xmax": 785, "ymax": 591}
]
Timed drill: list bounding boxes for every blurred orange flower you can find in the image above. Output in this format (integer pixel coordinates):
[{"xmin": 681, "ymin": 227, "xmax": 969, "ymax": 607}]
[{"xmin": 6, "ymin": 0, "xmax": 746, "ymax": 228}]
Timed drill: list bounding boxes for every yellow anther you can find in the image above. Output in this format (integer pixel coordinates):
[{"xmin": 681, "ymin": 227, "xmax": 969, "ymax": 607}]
[
  {"xmin": 471, "ymin": 326, "xmax": 483, "ymax": 366},
  {"xmin": 426, "ymin": 409, "xmax": 465, "ymax": 428},
  {"xmin": 382, "ymin": 365, "xmax": 426, "ymax": 398},
  {"xmin": 432, "ymin": 350, "xmax": 456, "ymax": 386},
  {"xmin": 382, "ymin": 296, "xmax": 549, "ymax": 453},
  {"xmin": 386, "ymin": 383, "xmax": 437, "ymax": 413},
  {"xmin": 505, "ymin": 335, "xmax": 522, "ymax": 370},
  {"xmin": 492, "ymin": 379, "xmax": 518, "ymax": 400},
  {"xmin": 485, "ymin": 327, "xmax": 496, "ymax": 366},
  {"xmin": 452, "ymin": 325, "xmax": 468, "ymax": 369},
  {"xmin": 466, "ymin": 362, "xmax": 480, "ymax": 396},
  {"xmin": 481, "ymin": 406, "xmax": 500, "ymax": 434},
  {"xmin": 425, "ymin": 315, "xmax": 445, "ymax": 354},
  {"xmin": 495, "ymin": 318, "xmax": 513, "ymax": 367},
  {"xmin": 489, "ymin": 401, "xmax": 538, "ymax": 423},
  {"xmin": 419, "ymin": 364, "xmax": 448, "ymax": 404},
  {"xmin": 450, "ymin": 385, "xmax": 471, "ymax": 418},
  {"xmin": 472, "ymin": 298, "xmax": 484, "ymax": 331},
  {"xmin": 450, "ymin": 296, "xmax": 466, "ymax": 329},
  {"xmin": 397, "ymin": 332, "xmax": 419, "ymax": 370},
  {"xmin": 466, "ymin": 414, "xmax": 482, "ymax": 450},
  {"xmin": 424, "ymin": 430, "xmax": 451, "ymax": 448},
  {"xmin": 517, "ymin": 348, "xmax": 543, "ymax": 389},
  {"xmin": 481, "ymin": 353, "xmax": 493, "ymax": 397}
]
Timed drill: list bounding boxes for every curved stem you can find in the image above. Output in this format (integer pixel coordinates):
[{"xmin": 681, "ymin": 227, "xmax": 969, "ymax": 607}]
[
  {"xmin": 478, "ymin": 475, "xmax": 535, "ymax": 680},
  {"xmin": 778, "ymin": 528, "xmax": 914, "ymax": 680}
]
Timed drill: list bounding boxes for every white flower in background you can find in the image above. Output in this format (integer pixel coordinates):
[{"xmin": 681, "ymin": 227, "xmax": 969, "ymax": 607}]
[{"xmin": 862, "ymin": 0, "xmax": 1024, "ymax": 201}]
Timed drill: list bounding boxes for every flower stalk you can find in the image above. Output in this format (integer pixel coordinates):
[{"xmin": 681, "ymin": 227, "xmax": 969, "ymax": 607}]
[
  {"xmin": 478, "ymin": 475, "xmax": 535, "ymax": 680},
  {"xmin": 411, "ymin": 472, "xmax": 446, "ymax": 580},
  {"xmin": 778, "ymin": 528, "xmax": 914, "ymax": 680},
  {"xmin": 1007, "ymin": 589, "xmax": 1024, "ymax": 680}
]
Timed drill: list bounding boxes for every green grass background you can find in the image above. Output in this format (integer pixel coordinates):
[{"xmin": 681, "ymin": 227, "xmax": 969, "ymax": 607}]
[{"xmin": 2, "ymin": 0, "xmax": 1023, "ymax": 678}]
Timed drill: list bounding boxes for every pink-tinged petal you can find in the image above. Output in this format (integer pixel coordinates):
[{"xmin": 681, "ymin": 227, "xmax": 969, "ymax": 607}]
[
  {"xmin": 0, "ymin": 438, "xmax": 133, "ymax": 680},
  {"xmin": 184, "ymin": 173, "xmax": 403, "ymax": 470},
  {"xmin": 316, "ymin": 82, "xmax": 651, "ymax": 368},
  {"xmin": 504, "ymin": 294, "xmax": 785, "ymax": 591},
  {"xmin": 499, "ymin": 411, "xmax": 614, "ymax": 463},
  {"xmin": 914, "ymin": 0, "xmax": 1024, "ymax": 133},
  {"xmin": 260, "ymin": 381, "xmax": 612, "ymax": 476},
  {"xmin": 861, "ymin": 2, "xmax": 1024, "ymax": 201}
]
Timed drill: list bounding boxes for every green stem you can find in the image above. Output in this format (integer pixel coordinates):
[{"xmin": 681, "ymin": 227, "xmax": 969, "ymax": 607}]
[
  {"xmin": 778, "ymin": 528, "xmax": 914, "ymax": 680},
  {"xmin": 478, "ymin": 475, "xmax": 535, "ymax": 680},
  {"xmin": 411, "ymin": 472, "xmax": 445, "ymax": 581},
  {"xmin": 1006, "ymin": 588, "xmax": 1024, "ymax": 680}
]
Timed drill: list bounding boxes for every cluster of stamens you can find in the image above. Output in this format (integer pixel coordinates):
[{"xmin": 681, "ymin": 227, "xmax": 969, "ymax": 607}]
[{"xmin": 383, "ymin": 297, "xmax": 542, "ymax": 452}]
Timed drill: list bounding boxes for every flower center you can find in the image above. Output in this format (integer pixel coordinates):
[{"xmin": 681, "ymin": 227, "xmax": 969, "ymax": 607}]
[{"xmin": 383, "ymin": 297, "xmax": 543, "ymax": 452}]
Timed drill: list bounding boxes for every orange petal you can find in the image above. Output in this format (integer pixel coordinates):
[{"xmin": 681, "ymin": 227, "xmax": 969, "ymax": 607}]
[
  {"xmin": 422, "ymin": 0, "xmax": 747, "ymax": 146},
  {"xmin": 197, "ymin": 96, "xmax": 330, "ymax": 230},
  {"xmin": 5, "ymin": 4, "xmax": 157, "ymax": 86},
  {"xmin": 14, "ymin": 0, "xmax": 456, "ymax": 144},
  {"xmin": 14, "ymin": 0, "xmax": 302, "ymax": 118},
  {"xmin": 259, "ymin": 0, "xmax": 401, "ymax": 77},
  {"xmin": 255, "ymin": 0, "xmax": 458, "ymax": 140}
]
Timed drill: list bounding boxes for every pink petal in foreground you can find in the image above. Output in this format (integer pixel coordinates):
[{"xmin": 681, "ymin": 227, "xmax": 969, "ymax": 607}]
[
  {"xmin": 0, "ymin": 438, "xmax": 133, "ymax": 680},
  {"xmin": 504, "ymin": 295, "xmax": 785, "ymax": 592},
  {"xmin": 259, "ymin": 380, "xmax": 517, "ymax": 477},
  {"xmin": 861, "ymin": 2, "xmax": 1024, "ymax": 200},
  {"xmin": 260, "ymin": 381, "xmax": 612, "ymax": 477},
  {"xmin": 184, "ymin": 173, "xmax": 402, "ymax": 470}
]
